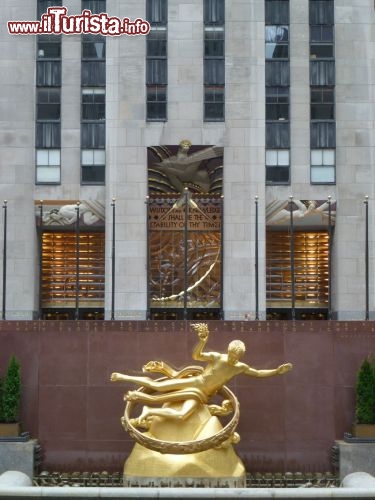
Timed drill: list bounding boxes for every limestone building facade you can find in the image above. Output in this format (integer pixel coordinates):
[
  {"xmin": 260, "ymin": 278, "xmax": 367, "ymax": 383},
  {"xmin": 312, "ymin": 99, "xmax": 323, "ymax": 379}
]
[{"xmin": 0, "ymin": 0, "xmax": 374, "ymax": 320}]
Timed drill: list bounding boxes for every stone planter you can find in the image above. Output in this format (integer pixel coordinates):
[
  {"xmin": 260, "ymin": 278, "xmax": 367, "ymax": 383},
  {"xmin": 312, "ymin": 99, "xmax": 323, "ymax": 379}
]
[
  {"xmin": 0, "ymin": 422, "xmax": 21, "ymax": 438},
  {"xmin": 352, "ymin": 424, "xmax": 375, "ymax": 439}
]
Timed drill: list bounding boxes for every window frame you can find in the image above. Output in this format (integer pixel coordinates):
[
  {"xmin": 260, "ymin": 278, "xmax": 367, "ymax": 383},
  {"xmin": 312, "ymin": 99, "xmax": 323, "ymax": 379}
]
[
  {"xmin": 310, "ymin": 86, "xmax": 334, "ymax": 121},
  {"xmin": 146, "ymin": 84, "xmax": 167, "ymax": 121},
  {"xmin": 265, "ymin": 0, "xmax": 289, "ymax": 25},
  {"xmin": 81, "ymin": 88, "xmax": 106, "ymax": 121},
  {"xmin": 204, "ymin": 84, "xmax": 225, "ymax": 121},
  {"xmin": 36, "ymin": 148, "xmax": 61, "ymax": 185},
  {"xmin": 81, "ymin": 149, "xmax": 106, "ymax": 185},
  {"xmin": 266, "ymin": 85, "xmax": 289, "ymax": 121},
  {"xmin": 265, "ymin": 25, "xmax": 289, "ymax": 60},
  {"xmin": 310, "ymin": 148, "xmax": 336, "ymax": 184},
  {"xmin": 146, "ymin": 2, "xmax": 168, "ymax": 121},
  {"xmin": 265, "ymin": 148, "xmax": 290, "ymax": 185},
  {"xmin": 204, "ymin": 0, "xmax": 225, "ymax": 122}
]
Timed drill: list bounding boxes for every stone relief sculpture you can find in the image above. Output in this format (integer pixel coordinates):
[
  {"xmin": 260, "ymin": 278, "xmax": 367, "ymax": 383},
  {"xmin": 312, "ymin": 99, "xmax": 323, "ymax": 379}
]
[
  {"xmin": 266, "ymin": 199, "xmax": 336, "ymax": 226},
  {"xmin": 148, "ymin": 140, "xmax": 223, "ymax": 195},
  {"xmin": 151, "ymin": 139, "xmax": 223, "ymax": 194},
  {"xmin": 41, "ymin": 200, "xmax": 105, "ymax": 226},
  {"xmin": 147, "ymin": 141, "xmax": 224, "ymax": 311},
  {"xmin": 111, "ymin": 323, "xmax": 292, "ymax": 484}
]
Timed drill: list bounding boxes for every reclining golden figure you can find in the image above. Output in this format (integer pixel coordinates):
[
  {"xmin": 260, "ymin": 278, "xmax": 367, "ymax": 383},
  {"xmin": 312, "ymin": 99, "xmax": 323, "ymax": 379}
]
[{"xmin": 111, "ymin": 323, "xmax": 292, "ymax": 454}]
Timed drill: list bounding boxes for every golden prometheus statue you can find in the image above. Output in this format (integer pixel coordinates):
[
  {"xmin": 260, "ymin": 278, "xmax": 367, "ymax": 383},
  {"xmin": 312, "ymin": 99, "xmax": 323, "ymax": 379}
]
[{"xmin": 110, "ymin": 323, "xmax": 292, "ymax": 485}]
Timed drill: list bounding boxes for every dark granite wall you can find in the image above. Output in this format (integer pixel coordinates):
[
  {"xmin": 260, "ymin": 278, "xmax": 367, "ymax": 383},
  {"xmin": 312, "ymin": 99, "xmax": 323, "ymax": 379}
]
[{"xmin": 0, "ymin": 320, "xmax": 374, "ymax": 473}]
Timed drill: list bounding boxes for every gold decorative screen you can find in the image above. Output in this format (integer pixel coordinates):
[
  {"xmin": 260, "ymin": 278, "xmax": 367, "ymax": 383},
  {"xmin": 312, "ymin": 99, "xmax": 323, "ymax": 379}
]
[
  {"xmin": 41, "ymin": 231, "xmax": 105, "ymax": 308},
  {"xmin": 266, "ymin": 231, "xmax": 329, "ymax": 307},
  {"xmin": 148, "ymin": 195, "xmax": 222, "ymax": 310}
]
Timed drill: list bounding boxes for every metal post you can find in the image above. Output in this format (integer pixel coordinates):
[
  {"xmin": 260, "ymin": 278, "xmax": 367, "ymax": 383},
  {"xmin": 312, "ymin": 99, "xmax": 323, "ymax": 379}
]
[
  {"xmin": 183, "ymin": 188, "xmax": 188, "ymax": 320},
  {"xmin": 289, "ymin": 196, "xmax": 295, "ymax": 320},
  {"xmin": 39, "ymin": 201, "xmax": 44, "ymax": 320},
  {"xmin": 75, "ymin": 202, "xmax": 80, "ymax": 320},
  {"xmin": 2, "ymin": 200, "xmax": 7, "ymax": 320},
  {"xmin": 327, "ymin": 195, "xmax": 332, "ymax": 320},
  {"xmin": 145, "ymin": 196, "xmax": 150, "ymax": 320},
  {"xmin": 111, "ymin": 198, "xmax": 116, "ymax": 321},
  {"xmin": 220, "ymin": 195, "xmax": 224, "ymax": 319},
  {"xmin": 365, "ymin": 195, "xmax": 369, "ymax": 320},
  {"xmin": 255, "ymin": 195, "xmax": 259, "ymax": 320}
]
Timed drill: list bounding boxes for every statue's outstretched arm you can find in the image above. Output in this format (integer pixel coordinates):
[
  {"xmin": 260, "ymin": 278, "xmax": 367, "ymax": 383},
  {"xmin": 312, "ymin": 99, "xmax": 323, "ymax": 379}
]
[{"xmin": 244, "ymin": 362, "xmax": 292, "ymax": 378}]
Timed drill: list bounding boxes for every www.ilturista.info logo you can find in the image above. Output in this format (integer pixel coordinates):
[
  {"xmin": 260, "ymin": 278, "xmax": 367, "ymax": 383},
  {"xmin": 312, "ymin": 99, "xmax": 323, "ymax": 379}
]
[{"xmin": 8, "ymin": 7, "xmax": 151, "ymax": 36}]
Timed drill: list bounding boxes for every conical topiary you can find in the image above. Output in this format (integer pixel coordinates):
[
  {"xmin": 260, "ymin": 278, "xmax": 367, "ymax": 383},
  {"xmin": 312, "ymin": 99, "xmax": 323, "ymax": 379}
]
[
  {"xmin": 356, "ymin": 357, "xmax": 375, "ymax": 425},
  {"xmin": 2, "ymin": 356, "xmax": 21, "ymax": 423},
  {"xmin": 0, "ymin": 376, "xmax": 4, "ymax": 422}
]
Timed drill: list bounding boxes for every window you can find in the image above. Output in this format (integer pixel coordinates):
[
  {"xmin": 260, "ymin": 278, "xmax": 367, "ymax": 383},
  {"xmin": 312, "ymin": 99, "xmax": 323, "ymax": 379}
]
[
  {"xmin": 82, "ymin": 34, "xmax": 106, "ymax": 59},
  {"xmin": 146, "ymin": 0, "xmax": 167, "ymax": 121},
  {"xmin": 309, "ymin": 0, "xmax": 335, "ymax": 184},
  {"xmin": 309, "ymin": 0, "xmax": 334, "ymax": 25},
  {"xmin": 147, "ymin": 28, "xmax": 167, "ymax": 57},
  {"xmin": 147, "ymin": 58, "xmax": 168, "ymax": 84},
  {"xmin": 205, "ymin": 26, "xmax": 224, "ymax": 57},
  {"xmin": 82, "ymin": 35, "xmax": 105, "ymax": 85},
  {"xmin": 311, "ymin": 87, "xmax": 334, "ymax": 120},
  {"xmin": 147, "ymin": 85, "xmax": 167, "ymax": 120},
  {"xmin": 82, "ymin": 61, "xmax": 106, "ymax": 86},
  {"xmin": 36, "ymin": 35, "xmax": 61, "ymax": 87},
  {"xmin": 146, "ymin": 0, "xmax": 167, "ymax": 24},
  {"xmin": 311, "ymin": 121, "xmax": 335, "ymax": 148},
  {"xmin": 36, "ymin": 61, "xmax": 61, "ymax": 86},
  {"xmin": 265, "ymin": 0, "xmax": 289, "ymax": 24},
  {"xmin": 310, "ymin": 25, "xmax": 334, "ymax": 58},
  {"xmin": 37, "ymin": 0, "xmax": 61, "ymax": 19},
  {"xmin": 81, "ymin": 149, "xmax": 105, "ymax": 184},
  {"xmin": 266, "ymin": 86, "xmax": 289, "ymax": 120},
  {"xmin": 204, "ymin": 85, "xmax": 225, "ymax": 121},
  {"xmin": 265, "ymin": 61, "xmax": 290, "ymax": 86},
  {"xmin": 204, "ymin": 59, "xmax": 225, "ymax": 84},
  {"xmin": 82, "ymin": 88, "xmax": 105, "ymax": 121},
  {"xmin": 310, "ymin": 60, "xmax": 335, "ymax": 86},
  {"xmin": 266, "ymin": 149, "xmax": 290, "ymax": 184},
  {"xmin": 37, "ymin": 88, "xmax": 60, "ymax": 120},
  {"xmin": 265, "ymin": 26, "xmax": 289, "ymax": 59},
  {"xmin": 81, "ymin": 2, "xmax": 105, "ymax": 185},
  {"xmin": 204, "ymin": 0, "xmax": 225, "ymax": 121},
  {"xmin": 37, "ymin": 35, "xmax": 61, "ymax": 59},
  {"xmin": 81, "ymin": 123, "xmax": 105, "ymax": 149},
  {"xmin": 266, "ymin": 122, "xmax": 290, "ymax": 148},
  {"xmin": 36, "ymin": 122, "xmax": 61, "ymax": 148},
  {"xmin": 36, "ymin": 149, "xmax": 60, "ymax": 184},
  {"xmin": 204, "ymin": 0, "xmax": 225, "ymax": 24},
  {"xmin": 265, "ymin": 1, "xmax": 289, "ymax": 185},
  {"xmin": 310, "ymin": 149, "xmax": 335, "ymax": 183},
  {"xmin": 36, "ymin": 3, "xmax": 62, "ymax": 186}
]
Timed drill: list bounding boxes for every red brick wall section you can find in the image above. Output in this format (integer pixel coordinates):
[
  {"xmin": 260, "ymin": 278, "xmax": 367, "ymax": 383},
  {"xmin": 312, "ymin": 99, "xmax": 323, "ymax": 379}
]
[{"xmin": 0, "ymin": 320, "xmax": 374, "ymax": 473}]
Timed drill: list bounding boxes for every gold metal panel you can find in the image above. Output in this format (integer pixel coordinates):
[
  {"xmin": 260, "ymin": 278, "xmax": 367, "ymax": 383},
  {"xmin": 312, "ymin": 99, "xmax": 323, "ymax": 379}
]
[
  {"xmin": 266, "ymin": 231, "xmax": 329, "ymax": 307},
  {"xmin": 41, "ymin": 231, "xmax": 105, "ymax": 308}
]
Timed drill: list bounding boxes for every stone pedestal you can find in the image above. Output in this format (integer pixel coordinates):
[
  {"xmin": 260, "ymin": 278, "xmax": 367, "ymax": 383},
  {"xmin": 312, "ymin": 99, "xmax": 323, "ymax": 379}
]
[
  {"xmin": 336, "ymin": 440, "xmax": 375, "ymax": 480},
  {"xmin": 0, "ymin": 440, "xmax": 37, "ymax": 480},
  {"xmin": 124, "ymin": 402, "xmax": 246, "ymax": 487}
]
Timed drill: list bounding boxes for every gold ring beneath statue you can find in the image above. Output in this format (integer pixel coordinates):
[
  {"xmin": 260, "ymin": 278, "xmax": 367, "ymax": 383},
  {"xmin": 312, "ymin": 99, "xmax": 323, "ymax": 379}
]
[{"xmin": 123, "ymin": 385, "xmax": 240, "ymax": 455}]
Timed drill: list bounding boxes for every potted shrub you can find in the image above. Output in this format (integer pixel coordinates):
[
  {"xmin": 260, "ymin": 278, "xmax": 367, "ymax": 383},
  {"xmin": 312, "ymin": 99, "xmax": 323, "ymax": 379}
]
[
  {"xmin": 353, "ymin": 357, "xmax": 375, "ymax": 438},
  {"xmin": 0, "ymin": 356, "xmax": 21, "ymax": 437}
]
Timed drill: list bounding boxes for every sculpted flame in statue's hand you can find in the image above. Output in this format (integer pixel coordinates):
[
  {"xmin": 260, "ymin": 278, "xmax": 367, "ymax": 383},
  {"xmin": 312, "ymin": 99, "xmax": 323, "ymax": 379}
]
[{"xmin": 110, "ymin": 324, "xmax": 292, "ymax": 483}]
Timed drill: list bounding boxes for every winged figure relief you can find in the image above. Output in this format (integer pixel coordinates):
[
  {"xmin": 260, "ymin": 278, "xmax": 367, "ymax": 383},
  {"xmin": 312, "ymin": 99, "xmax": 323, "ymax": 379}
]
[{"xmin": 149, "ymin": 140, "xmax": 223, "ymax": 195}]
